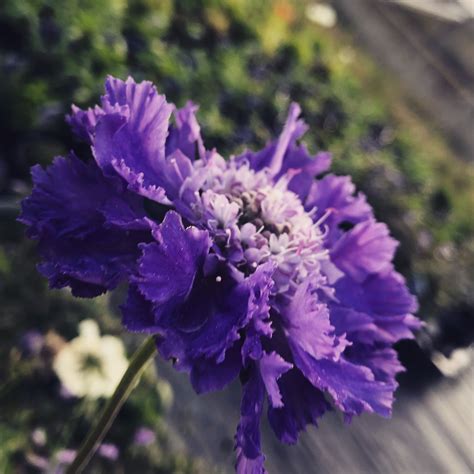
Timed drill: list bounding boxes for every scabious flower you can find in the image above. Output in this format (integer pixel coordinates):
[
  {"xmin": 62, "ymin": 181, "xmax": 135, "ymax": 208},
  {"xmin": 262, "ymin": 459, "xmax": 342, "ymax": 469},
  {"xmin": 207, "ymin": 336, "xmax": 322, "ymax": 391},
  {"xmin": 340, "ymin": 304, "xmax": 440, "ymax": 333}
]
[
  {"xmin": 53, "ymin": 319, "xmax": 128, "ymax": 399},
  {"xmin": 48, "ymin": 444, "xmax": 118, "ymax": 473},
  {"xmin": 98, "ymin": 443, "xmax": 120, "ymax": 461},
  {"xmin": 134, "ymin": 427, "xmax": 156, "ymax": 446},
  {"xmin": 20, "ymin": 76, "xmax": 420, "ymax": 473}
]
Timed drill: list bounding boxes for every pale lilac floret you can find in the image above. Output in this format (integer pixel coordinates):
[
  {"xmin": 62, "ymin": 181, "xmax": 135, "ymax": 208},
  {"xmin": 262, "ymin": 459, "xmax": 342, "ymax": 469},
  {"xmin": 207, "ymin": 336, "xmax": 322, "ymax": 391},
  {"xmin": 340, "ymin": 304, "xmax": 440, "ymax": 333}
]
[{"xmin": 20, "ymin": 76, "xmax": 420, "ymax": 474}]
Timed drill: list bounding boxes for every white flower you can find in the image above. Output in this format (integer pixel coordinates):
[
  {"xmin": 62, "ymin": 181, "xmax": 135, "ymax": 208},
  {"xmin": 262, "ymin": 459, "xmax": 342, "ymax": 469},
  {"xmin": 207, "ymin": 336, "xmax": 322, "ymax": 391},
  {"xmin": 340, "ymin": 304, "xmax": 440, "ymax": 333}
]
[{"xmin": 53, "ymin": 320, "xmax": 128, "ymax": 399}]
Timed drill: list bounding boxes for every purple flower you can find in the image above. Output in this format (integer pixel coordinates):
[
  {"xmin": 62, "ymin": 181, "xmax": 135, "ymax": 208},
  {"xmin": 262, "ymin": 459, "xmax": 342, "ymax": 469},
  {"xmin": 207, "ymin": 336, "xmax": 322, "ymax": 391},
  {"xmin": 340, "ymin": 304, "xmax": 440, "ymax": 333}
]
[
  {"xmin": 20, "ymin": 77, "xmax": 420, "ymax": 473},
  {"xmin": 134, "ymin": 427, "xmax": 156, "ymax": 446},
  {"xmin": 56, "ymin": 449, "xmax": 76, "ymax": 465},
  {"xmin": 20, "ymin": 330, "xmax": 44, "ymax": 357},
  {"xmin": 98, "ymin": 443, "xmax": 119, "ymax": 461},
  {"xmin": 53, "ymin": 449, "xmax": 76, "ymax": 474}
]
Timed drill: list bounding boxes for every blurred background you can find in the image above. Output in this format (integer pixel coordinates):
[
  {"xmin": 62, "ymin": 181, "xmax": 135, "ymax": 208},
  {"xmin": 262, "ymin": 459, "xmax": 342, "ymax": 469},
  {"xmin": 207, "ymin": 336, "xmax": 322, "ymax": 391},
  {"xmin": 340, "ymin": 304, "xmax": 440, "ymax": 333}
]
[{"xmin": 0, "ymin": 0, "xmax": 473, "ymax": 472}]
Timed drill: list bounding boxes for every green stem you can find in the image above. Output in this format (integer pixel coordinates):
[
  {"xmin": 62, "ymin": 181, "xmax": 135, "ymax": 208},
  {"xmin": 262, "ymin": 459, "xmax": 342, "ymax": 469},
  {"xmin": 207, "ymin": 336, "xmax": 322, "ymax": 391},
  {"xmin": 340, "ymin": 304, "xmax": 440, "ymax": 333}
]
[{"xmin": 66, "ymin": 336, "xmax": 157, "ymax": 474}]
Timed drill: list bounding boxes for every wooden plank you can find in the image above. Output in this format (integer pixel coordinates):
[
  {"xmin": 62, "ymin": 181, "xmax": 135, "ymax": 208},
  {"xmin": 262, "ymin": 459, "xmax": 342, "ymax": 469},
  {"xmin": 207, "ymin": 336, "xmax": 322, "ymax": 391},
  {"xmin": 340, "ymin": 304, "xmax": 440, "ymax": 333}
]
[
  {"xmin": 158, "ymin": 360, "xmax": 474, "ymax": 473},
  {"xmin": 335, "ymin": 0, "xmax": 474, "ymax": 162}
]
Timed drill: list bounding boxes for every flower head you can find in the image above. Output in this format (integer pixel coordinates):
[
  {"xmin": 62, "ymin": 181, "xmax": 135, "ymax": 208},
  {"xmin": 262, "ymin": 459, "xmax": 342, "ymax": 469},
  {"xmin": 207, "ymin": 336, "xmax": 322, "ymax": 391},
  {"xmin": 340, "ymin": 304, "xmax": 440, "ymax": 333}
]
[
  {"xmin": 53, "ymin": 319, "xmax": 128, "ymax": 399},
  {"xmin": 21, "ymin": 77, "xmax": 420, "ymax": 473},
  {"xmin": 134, "ymin": 427, "xmax": 156, "ymax": 446},
  {"xmin": 98, "ymin": 443, "xmax": 119, "ymax": 461}
]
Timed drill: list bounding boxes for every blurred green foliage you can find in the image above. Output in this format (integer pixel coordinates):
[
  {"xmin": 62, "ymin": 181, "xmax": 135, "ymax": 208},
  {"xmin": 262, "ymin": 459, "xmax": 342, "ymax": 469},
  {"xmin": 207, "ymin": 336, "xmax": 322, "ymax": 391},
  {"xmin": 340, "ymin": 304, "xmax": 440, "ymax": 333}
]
[{"xmin": 1, "ymin": 0, "xmax": 473, "ymax": 471}]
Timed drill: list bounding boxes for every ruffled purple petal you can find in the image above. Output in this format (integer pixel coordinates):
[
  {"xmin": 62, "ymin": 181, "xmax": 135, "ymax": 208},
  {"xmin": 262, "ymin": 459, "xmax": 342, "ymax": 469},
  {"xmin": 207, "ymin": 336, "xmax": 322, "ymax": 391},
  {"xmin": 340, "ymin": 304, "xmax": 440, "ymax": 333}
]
[
  {"xmin": 110, "ymin": 155, "xmax": 169, "ymax": 202},
  {"xmin": 101, "ymin": 196, "xmax": 154, "ymax": 231},
  {"xmin": 332, "ymin": 270, "xmax": 418, "ymax": 344},
  {"xmin": 122, "ymin": 285, "xmax": 158, "ymax": 333},
  {"xmin": 92, "ymin": 76, "xmax": 174, "ymax": 200},
  {"xmin": 284, "ymin": 283, "xmax": 397, "ymax": 419},
  {"xmin": 237, "ymin": 104, "xmax": 330, "ymax": 201},
  {"xmin": 239, "ymin": 103, "xmax": 305, "ymax": 175},
  {"xmin": 346, "ymin": 345, "xmax": 405, "ymax": 384},
  {"xmin": 133, "ymin": 211, "xmax": 211, "ymax": 318},
  {"xmin": 329, "ymin": 306, "xmax": 378, "ymax": 339},
  {"xmin": 332, "ymin": 307, "xmax": 413, "ymax": 346},
  {"xmin": 19, "ymin": 154, "xmax": 149, "ymax": 296},
  {"xmin": 66, "ymin": 99, "xmax": 129, "ymax": 144},
  {"xmin": 335, "ymin": 269, "xmax": 417, "ymax": 315},
  {"xmin": 371, "ymin": 315, "xmax": 419, "ymax": 343},
  {"xmin": 235, "ymin": 365, "xmax": 267, "ymax": 474},
  {"xmin": 331, "ymin": 220, "xmax": 398, "ymax": 283},
  {"xmin": 190, "ymin": 344, "xmax": 242, "ymax": 393},
  {"xmin": 292, "ymin": 346, "xmax": 395, "ymax": 420},
  {"xmin": 283, "ymin": 281, "xmax": 348, "ymax": 361},
  {"xmin": 258, "ymin": 351, "xmax": 292, "ymax": 408},
  {"xmin": 267, "ymin": 103, "xmax": 307, "ymax": 175},
  {"xmin": 306, "ymin": 174, "xmax": 373, "ymax": 244},
  {"xmin": 66, "ymin": 105, "xmax": 104, "ymax": 143},
  {"xmin": 363, "ymin": 271, "xmax": 419, "ymax": 316},
  {"xmin": 280, "ymin": 151, "xmax": 332, "ymax": 202},
  {"xmin": 157, "ymin": 149, "xmax": 195, "ymax": 202},
  {"xmin": 241, "ymin": 262, "xmax": 276, "ymax": 363},
  {"xmin": 267, "ymin": 368, "xmax": 330, "ymax": 444},
  {"xmin": 165, "ymin": 101, "xmax": 205, "ymax": 161},
  {"xmin": 155, "ymin": 271, "xmax": 250, "ymax": 374}
]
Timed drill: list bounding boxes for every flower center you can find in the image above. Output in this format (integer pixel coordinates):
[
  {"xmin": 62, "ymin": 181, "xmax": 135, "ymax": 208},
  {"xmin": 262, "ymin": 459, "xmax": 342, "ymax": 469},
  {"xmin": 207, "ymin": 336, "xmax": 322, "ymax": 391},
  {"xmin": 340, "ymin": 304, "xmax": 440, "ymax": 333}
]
[
  {"xmin": 190, "ymin": 157, "xmax": 329, "ymax": 293},
  {"xmin": 237, "ymin": 189, "xmax": 329, "ymax": 293},
  {"xmin": 80, "ymin": 353, "xmax": 104, "ymax": 374}
]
